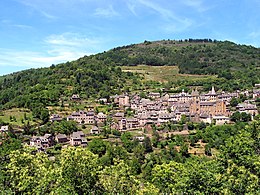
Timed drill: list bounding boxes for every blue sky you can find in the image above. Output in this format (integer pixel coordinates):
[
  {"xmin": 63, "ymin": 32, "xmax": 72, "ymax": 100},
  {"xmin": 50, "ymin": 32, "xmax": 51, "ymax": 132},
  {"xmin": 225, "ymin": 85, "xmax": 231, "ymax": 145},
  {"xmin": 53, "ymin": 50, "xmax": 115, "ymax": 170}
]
[{"xmin": 0, "ymin": 0, "xmax": 260, "ymax": 75}]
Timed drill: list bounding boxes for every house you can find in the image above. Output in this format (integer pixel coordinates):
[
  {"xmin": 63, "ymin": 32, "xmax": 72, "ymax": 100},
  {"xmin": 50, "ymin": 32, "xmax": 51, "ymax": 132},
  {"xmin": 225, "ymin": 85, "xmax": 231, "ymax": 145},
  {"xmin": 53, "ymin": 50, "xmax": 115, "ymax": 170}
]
[
  {"xmin": 212, "ymin": 116, "xmax": 230, "ymax": 125},
  {"xmin": 71, "ymin": 94, "xmax": 81, "ymax": 101},
  {"xmin": 113, "ymin": 112, "xmax": 125, "ymax": 121},
  {"xmin": 253, "ymin": 90, "xmax": 260, "ymax": 99},
  {"xmin": 255, "ymin": 84, "xmax": 260, "ymax": 88},
  {"xmin": 96, "ymin": 112, "xmax": 107, "ymax": 123},
  {"xmin": 158, "ymin": 112, "xmax": 172, "ymax": 123},
  {"xmin": 119, "ymin": 117, "xmax": 139, "ymax": 131},
  {"xmin": 67, "ymin": 111, "xmax": 95, "ymax": 124},
  {"xmin": 90, "ymin": 126, "xmax": 100, "ymax": 134},
  {"xmin": 118, "ymin": 95, "xmax": 130, "ymax": 107},
  {"xmin": 55, "ymin": 134, "xmax": 68, "ymax": 143},
  {"xmin": 85, "ymin": 112, "xmax": 95, "ymax": 124},
  {"xmin": 237, "ymin": 103, "xmax": 258, "ymax": 116},
  {"xmin": 50, "ymin": 114, "xmax": 62, "ymax": 122},
  {"xmin": 30, "ymin": 134, "xmax": 54, "ymax": 149},
  {"xmin": 0, "ymin": 125, "xmax": 8, "ymax": 132},
  {"xmin": 148, "ymin": 92, "xmax": 161, "ymax": 100},
  {"xmin": 67, "ymin": 110, "xmax": 87, "ymax": 124},
  {"xmin": 70, "ymin": 131, "xmax": 87, "ymax": 147},
  {"xmin": 199, "ymin": 114, "xmax": 212, "ymax": 124},
  {"xmin": 134, "ymin": 136, "xmax": 145, "ymax": 142},
  {"xmin": 169, "ymin": 89, "xmax": 192, "ymax": 103},
  {"xmin": 98, "ymin": 98, "xmax": 108, "ymax": 104},
  {"xmin": 218, "ymin": 92, "xmax": 238, "ymax": 102},
  {"xmin": 202, "ymin": 86, "xmax": 217, "ymax": 101},
  {"xmin": 119, "ymin": 118, "xmax": 127, "ymax": 131},
  {"xmin": 126, "ymin": 118, "xmax": 139, "ymax": 130}
]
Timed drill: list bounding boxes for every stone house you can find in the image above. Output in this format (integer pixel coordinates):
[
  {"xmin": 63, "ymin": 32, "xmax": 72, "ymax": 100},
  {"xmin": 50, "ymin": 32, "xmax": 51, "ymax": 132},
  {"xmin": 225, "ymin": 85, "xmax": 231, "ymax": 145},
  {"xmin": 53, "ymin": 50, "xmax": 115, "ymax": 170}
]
[
  {"xmin": 118, "ymin": 95, "xmax": 130, "ymax": 107},
  {"xmin": 96, "ymin": 112, "xmax": 107, "ymax": 123},
  {"xmin": 0, "ymin": 125, "xmax": 8, "ymax": 132},
  {"xmin": 67, "ymin": 111, "xmax": 95, "ymax": 124},
  {"xmin": 71, "ymin": 94, "xmax": 81, "ymax": 101},
  {"xmin": 50, "ymin": 114, "xmax": 63, "ymax": 122},
  {"xmin": 212, "ymin": 115, "xmax": 230, "ymax": 125},
  {"xmin": 70, "ymin": 131, "xmax": 87, "ymax": 147},
  {"xmin": 90, "ymin": 126, "xmax": 100, "ymax": 134},
  {"xmin": 148, "ymin": 92, "xmax": 161, "ymax": 100},
  {"xmin": 55, "ymin": 134, "xmax": 68, "ymax": 143},
  {"xmin": 30, "ymin": 134, "xmax": 54, "ymax": 149},
  {"xmin": 237, "ymin": 103, "xmax": 258, "ymax": 116}
]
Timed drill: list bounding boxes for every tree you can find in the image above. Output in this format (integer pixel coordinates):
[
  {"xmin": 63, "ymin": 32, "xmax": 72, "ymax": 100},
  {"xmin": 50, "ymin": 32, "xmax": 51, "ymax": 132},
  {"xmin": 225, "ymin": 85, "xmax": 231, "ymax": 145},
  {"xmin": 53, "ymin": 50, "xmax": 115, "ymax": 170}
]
[
  {"xmin": 241, "ymin": 112, "xmax": 251, "ymax": 122},
  {"xmin": 230, "ymin": 97, "xmax": 239, "ymax": 107},
  {"xmin": 180, "ymin": 115, "xmax": 188, "ymax": 124},
  {"xmin": 220, "ymin": 161, "xmax": 259, "ymax": 194},
  {"xmin": 151, "ymin": 131, "xmax": 160, "ymax": 147},
  {"xmin": 5, "ymin": 147, "xmax": 61, "ymax": 194},
  {"xmin": 180, "ymin": 143, "xmax": 189, "ymax": 157},
  {"xmin": 133, "ymin": 144, "xmax": 145, "ymax": 163},
  {"xmin": 143, "ymin": 136, "xmax": 153, "ymax": 153},
  {"xmin": 98, "ymin": 160, "xmax": 140, "ymax": 194},
  {"xmin": 205, "ymin": 144, "xmax": 212, "ymax": 156},
  {"xmin": 88, "ymin": 138, "xmax": 107, "ymax": 157},
  {"xmin": 58, "ymin": 147, "xmax": 101, "ymax": 194},
  {"xmin": 121, "ymin": 132, "xmax": 137, "ymax": 152},
  {"xmin": 230, "ymin": 111, "xmax": 241, "ymax": 122},
  {"xmin": 151, "ymin": 161, "xmax": 185, "ymax": 193}
]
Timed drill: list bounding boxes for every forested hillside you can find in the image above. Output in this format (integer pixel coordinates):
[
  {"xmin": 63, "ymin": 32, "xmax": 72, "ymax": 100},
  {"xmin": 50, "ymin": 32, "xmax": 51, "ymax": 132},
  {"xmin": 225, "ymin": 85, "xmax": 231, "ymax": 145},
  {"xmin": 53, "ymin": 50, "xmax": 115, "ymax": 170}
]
[
  {"xmin": 1, "ymin": 121, "xmax": 260, "ymax": 194},
  {"xmin": 0, "ymin": 57, "xmax": 138, "ymax": 111},
  {"xmin": 95, "ymin": 39, "xmax": 260, "ymax": 89},
  {"xmin": 1, "ymin": 39, "xmax": 260, "ymax": 111}
]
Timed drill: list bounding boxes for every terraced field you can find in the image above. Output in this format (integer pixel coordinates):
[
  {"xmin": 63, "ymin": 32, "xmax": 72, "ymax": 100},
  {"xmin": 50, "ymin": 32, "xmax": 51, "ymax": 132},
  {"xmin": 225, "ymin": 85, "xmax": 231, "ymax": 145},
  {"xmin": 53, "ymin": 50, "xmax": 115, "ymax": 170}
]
[{"xmin": 121, "ymin": 65, "xmax": 216, "ymax": 83}]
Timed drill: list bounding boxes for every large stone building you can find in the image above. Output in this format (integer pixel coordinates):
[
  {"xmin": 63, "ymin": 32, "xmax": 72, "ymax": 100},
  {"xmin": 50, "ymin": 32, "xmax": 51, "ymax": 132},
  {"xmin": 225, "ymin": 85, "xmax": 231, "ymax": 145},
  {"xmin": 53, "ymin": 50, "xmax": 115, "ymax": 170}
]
[{"xmin": 189, "ymin": 87, "xmax": 228, "ymax": 120}]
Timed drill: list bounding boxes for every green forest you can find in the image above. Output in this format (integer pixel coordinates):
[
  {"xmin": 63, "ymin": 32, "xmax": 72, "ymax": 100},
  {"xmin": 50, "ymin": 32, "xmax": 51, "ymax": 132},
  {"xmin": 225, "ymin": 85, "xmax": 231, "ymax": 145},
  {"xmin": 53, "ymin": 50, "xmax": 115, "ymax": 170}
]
[{"xmin": 0, "ymin": 120, "xmax": 260, "ymax": 194}]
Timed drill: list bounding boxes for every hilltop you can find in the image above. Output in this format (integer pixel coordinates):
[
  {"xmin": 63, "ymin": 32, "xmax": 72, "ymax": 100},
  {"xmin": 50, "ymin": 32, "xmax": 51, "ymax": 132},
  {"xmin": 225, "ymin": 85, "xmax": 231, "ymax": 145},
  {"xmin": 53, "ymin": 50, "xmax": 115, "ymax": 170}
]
[
  {"xmin": 96, "ymin": 39, "xmax": 260, "ymax": 88},
  {"xmin": 0, "ymin": 39, "xmax": 260, "ymax": 112}
]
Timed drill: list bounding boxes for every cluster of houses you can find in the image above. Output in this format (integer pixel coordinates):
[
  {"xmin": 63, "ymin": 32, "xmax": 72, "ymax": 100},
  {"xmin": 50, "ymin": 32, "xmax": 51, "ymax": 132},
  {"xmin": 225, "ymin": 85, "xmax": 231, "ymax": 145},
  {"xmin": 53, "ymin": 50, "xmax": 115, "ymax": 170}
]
[
  {"xmin": 52, "ymin": 86, "xmax": 259, "ymax": 131},
  {"xmin": 110, "ymin": 86, "xmax": 258, "ymax": 129},
  {"xmin": 26, "ymin": 86, "xmax": 259, "ymax": 150},
  {"xmin": 29, "ymin": 130, "xmax": 90, "ymax": 150}
]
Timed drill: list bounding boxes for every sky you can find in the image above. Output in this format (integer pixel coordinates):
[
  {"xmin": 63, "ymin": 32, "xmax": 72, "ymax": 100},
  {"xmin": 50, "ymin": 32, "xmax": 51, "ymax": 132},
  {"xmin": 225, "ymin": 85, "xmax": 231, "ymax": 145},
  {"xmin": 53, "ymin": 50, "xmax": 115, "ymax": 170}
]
[{"xmin": 0, "ymin": 0, "xmax": 260, "ymax": 76}]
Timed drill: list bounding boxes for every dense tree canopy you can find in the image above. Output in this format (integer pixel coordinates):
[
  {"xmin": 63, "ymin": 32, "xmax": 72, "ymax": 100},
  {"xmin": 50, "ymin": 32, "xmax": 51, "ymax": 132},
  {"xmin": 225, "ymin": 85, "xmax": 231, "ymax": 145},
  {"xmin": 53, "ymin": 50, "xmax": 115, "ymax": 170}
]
[{"xmin": 1, "ymin": 120, "xmax": 259, "ymax": 194}]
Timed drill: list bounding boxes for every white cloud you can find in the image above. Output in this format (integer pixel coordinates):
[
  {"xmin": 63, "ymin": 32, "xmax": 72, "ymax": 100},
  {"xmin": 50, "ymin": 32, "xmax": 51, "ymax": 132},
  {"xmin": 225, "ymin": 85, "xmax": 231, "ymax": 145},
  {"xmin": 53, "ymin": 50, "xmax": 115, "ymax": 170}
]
[
  {"xmin": 0, "ymin": 33, "xmax": 106, "ymax": 70},
  {"xmin": 94, "ymin": 5, "xmax": 119, "ymax": 18},
  {"xmin": 249, "ymin": 30, "xmax": 260, "ymax": 38},
  {"xmin": 137, "ymin": 0, "xmax": 175, "ymax": 20},
  {"xmin": 181, "ymin": 0, "xmax": 211, "ymax": 12},
  {"xmin": 0, "ymin": 19, "xmax": 33, "ymax": 29},
  {"xmin": 17, "ymin": 0, "xmax": 58, "ymax": 19},
  {"xmin": 136, "ymin": 0, "xmax": 193, "ymax": 32},
  {"xmin": 127, "ymin": 2, "xmax": 138, "ymax": 16},
  {"xmin": 45, "ymin": 33, "xmax": 97, "ymax": 47},
  {"xmin": 163, "ymin": 19, "xmax": 193, "ymax": 33}
]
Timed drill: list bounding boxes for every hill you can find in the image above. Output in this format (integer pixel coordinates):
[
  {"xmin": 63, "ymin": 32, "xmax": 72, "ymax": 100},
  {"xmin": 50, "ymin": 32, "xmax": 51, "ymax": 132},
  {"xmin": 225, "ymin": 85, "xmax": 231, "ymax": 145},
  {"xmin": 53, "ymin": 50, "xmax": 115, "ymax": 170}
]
[
  {"xmin": 0, "ymin": 39, "xmax": 260, "ymax": 112},
  {"xmin": 95, "ymin": 39, "xmax": 260, "ymax": 90}
]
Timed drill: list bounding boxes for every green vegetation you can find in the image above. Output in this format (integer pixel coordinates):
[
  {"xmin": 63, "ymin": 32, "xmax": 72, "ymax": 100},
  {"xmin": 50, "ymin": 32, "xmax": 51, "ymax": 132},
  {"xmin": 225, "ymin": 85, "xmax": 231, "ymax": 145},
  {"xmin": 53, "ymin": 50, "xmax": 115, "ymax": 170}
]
[
  {"xmin": 121, "ymin": 65, "xmax": 217, "ymax": 83},
  {"xmin": 1, "ymin": 39, "xmax": 260, "ymax": 113},
  {"xmin": 0, "ymin": 38, "xmax": 260, "ymax": 194},
  {"xmin": 0, "ymin": 121, "xmax": 259, "ymax": 194},
  {"xmin": 0, "ymin": 59, "xmax": 139, "ymax": 112},
  {"xmin": 97, "ymin": 39, "xmax": 260, "ymax": 90},
  {"xmin": 0, "ymin": 108, "xmax": 34, "ymax": 126}
]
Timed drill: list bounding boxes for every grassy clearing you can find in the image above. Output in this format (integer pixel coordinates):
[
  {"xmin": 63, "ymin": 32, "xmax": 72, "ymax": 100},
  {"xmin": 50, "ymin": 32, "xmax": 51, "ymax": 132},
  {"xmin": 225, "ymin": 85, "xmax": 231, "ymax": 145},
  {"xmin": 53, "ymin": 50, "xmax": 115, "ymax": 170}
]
[
  {"xmin": 121, "ymin": 65, "xmax": 216, "ymax": 83},
  {"xmin": 0, "ymin": 108, "xmax": 36, "ymax": 126}
]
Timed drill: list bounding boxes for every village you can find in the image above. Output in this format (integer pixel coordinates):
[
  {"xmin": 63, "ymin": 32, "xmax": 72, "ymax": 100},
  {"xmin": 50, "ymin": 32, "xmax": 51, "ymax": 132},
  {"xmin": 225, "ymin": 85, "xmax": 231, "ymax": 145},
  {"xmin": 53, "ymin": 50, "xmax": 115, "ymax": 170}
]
[{"xmin": 1, "ymin": 85, "xmax": 260, "ymax": 151}]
